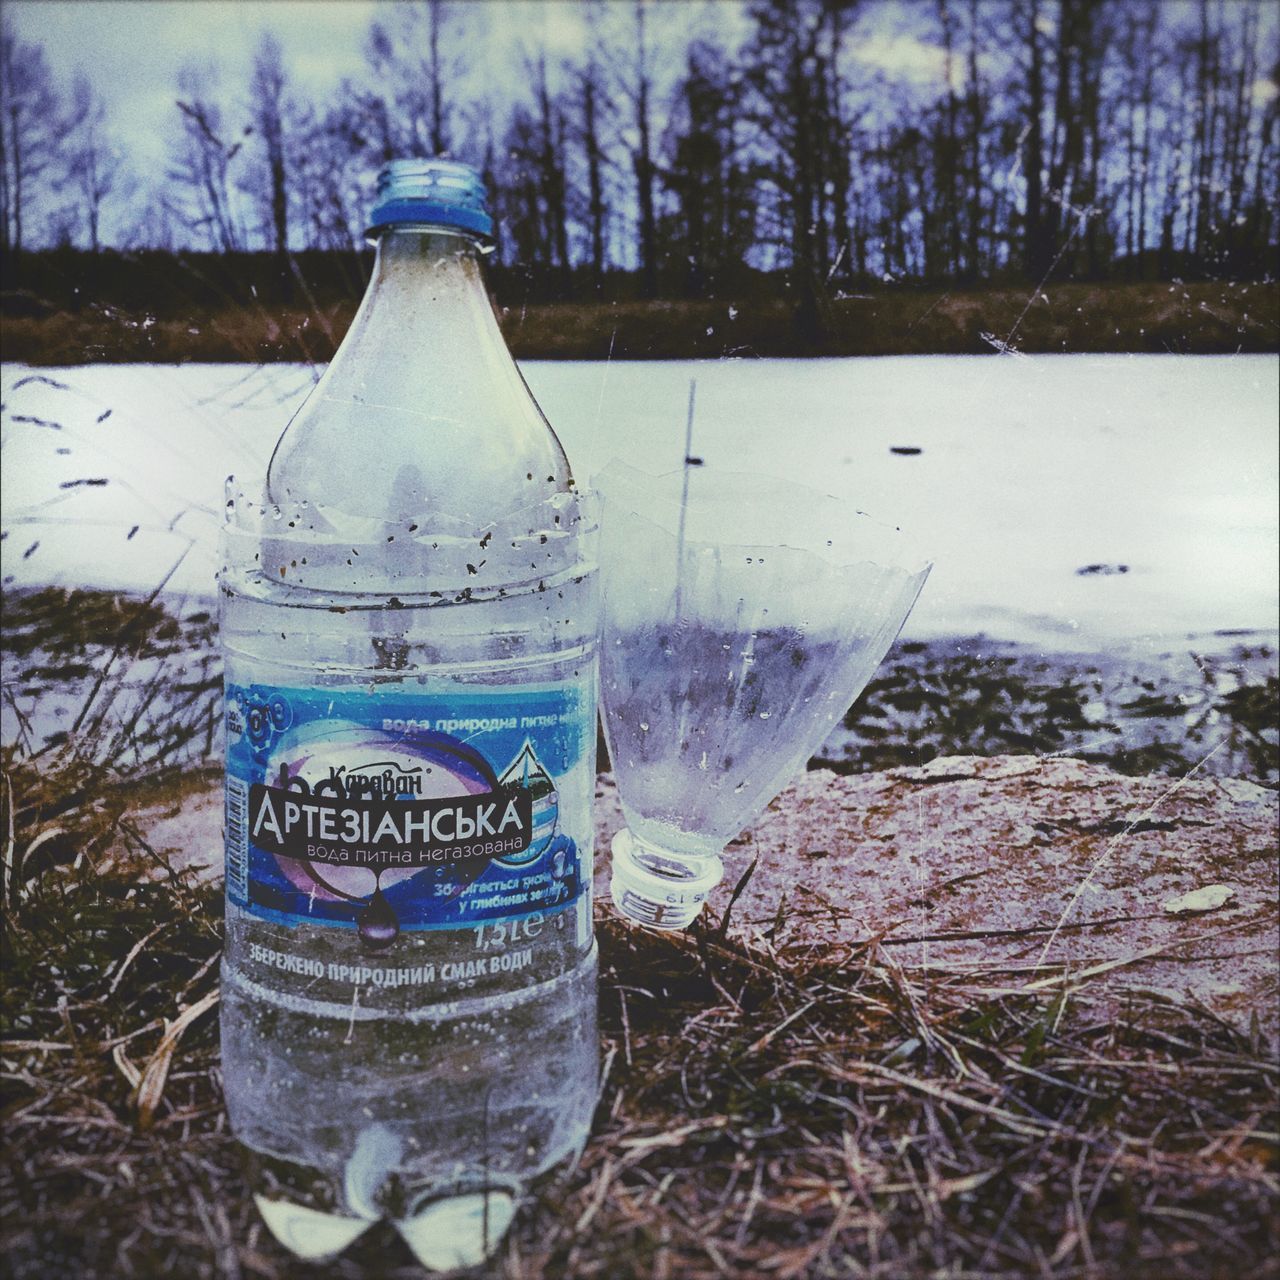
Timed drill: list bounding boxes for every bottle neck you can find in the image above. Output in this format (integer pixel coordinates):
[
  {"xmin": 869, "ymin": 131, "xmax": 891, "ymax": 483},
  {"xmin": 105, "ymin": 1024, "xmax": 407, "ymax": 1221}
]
[
  {"xmin": 369, "ymin": 226, "xmax": 491, "ymax": 305},
  {"xmin": 352, "ymin": 226, "xmax": 504, "ymax": 371}
]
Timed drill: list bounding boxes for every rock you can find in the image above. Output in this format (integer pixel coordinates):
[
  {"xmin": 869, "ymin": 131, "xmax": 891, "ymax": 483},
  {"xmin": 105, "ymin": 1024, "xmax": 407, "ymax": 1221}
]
[
  {"xmin": 136, "ymin": 786, "xmax": 223, "ymax": 883},
  {"xmin": 142, "ymin": 756, "xmax": 1278, "ymax": 1039},
  {"xmin": 592, "ymin": 756, "xmax": 1279, "ymax": 1039},
  {"xmin": 1162, "ymin": 884, "xmax": 1236, "ymax": 915}
]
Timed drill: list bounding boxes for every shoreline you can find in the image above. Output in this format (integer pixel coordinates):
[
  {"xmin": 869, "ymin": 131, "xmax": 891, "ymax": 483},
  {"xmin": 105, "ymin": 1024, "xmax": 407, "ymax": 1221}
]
[
  {"xmin": 3, "ymin": 585, "xmax": 1275, "ymax": 790},
  {"xmin": 3, "ymin": 281, "xmax": 1276, "ymax": 365}
]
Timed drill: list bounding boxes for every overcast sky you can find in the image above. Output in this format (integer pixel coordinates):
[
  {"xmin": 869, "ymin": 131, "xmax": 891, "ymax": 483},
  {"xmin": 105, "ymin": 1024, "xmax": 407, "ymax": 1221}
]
[
  {"xmin": 7, "ymin": 0, "xmax": 952, "ymax": 175},
  {"xmin": 10, "ymin": 0, "xmax": 1277, "ymax": 166},
  {"xmin": 11, "ymin": 1, "xmax": 417, "ymax": 170},
  {"xmin": 13, "ymin": 1, "xmax": 697, "ymax": 168}
]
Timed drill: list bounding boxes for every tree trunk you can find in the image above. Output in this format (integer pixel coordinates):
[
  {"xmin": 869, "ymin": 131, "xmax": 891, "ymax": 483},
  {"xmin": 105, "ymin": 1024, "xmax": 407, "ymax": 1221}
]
[
  {"xmin": 937, "ymin": 0, "xmax": 962, "ymax": 279},
  {"xmin": 1023, "ymin": 0, "xmax": 1047, "ymax": 278},
  {"xmin": 633, "ymin": 0, "xmax": 658, "ymax": 299},
  {"xmin": 582, "ymin": 71, "xmax": 606, "ymax": 295},
  {"xmin": 964, "ymin": 0, "xmax": 983, "ymax": 280},
  {"xmin": 429, "ymin": 0, "xmax": 447, "ymax": 154},
  {"xmin": 1136, "ymin": 70, "xmax": 1152, "ymax": 276}
]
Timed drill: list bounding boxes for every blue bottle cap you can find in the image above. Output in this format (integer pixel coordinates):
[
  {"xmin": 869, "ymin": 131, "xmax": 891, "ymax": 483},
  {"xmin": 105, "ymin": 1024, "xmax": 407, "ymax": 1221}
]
[{"xmin": 367, "ymin": 159, "xmax": 495, "ymax": 245}]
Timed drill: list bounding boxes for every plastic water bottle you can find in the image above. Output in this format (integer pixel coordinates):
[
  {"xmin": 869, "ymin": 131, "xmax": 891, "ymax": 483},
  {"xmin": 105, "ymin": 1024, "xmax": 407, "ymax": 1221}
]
[{"xmin": 218, "ymin": 160, "xmax": 599, "ymax": 1268}]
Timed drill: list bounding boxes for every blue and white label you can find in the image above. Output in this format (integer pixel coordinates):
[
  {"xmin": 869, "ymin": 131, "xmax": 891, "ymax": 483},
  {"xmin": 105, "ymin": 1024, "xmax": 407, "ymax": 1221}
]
[{"xmin": 224, "ymin": 680, "xmax": 592, "ymax": 945}]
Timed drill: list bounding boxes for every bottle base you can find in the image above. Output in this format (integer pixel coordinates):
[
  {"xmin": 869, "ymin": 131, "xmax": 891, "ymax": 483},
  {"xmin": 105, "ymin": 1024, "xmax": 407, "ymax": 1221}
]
[
  {"xmin": 253, "ymin": 1194, "xmax": 375, "ymax": 1262},
  {"xmin": 252, "ymin": 1186, "xmax": 516, "ymax": 1269},
  {"xmin": 224, "ymin": 952, "xmax": 598, "ymax": 1264}
]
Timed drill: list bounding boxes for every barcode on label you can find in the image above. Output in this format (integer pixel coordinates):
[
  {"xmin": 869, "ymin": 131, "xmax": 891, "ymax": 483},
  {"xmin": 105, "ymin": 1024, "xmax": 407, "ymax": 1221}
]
[{"xmin": 225, "ymin": 778, "xmax": 249, "ymax": 903}]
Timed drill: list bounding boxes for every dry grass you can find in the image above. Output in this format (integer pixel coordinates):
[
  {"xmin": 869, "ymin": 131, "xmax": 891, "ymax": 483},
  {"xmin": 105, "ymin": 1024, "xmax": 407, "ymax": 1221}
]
[
  {"xmin": 2, "ymin": 737, "xmax": 1277, "ymax": 1279},
  {"xmin": 2, "ymin": 592, "xmax": 1277, "ymax": 1277},
  {"xmin": 2, "ymin": 281, "xmax": 1276, "ymax": 364}
]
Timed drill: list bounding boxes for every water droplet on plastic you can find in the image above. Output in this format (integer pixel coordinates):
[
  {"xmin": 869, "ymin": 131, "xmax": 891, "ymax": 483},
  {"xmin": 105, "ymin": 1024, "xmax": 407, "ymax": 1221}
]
[{"xmin": 358, "ymin": 883, "xmax": 399, "ymax": 951}]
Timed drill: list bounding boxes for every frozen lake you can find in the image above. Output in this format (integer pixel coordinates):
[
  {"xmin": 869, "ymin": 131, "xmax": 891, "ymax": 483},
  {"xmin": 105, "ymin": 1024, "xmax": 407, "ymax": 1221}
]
[{"xmin": 2, "ymin": 355, "xmax": 1277, "ymax": 660}]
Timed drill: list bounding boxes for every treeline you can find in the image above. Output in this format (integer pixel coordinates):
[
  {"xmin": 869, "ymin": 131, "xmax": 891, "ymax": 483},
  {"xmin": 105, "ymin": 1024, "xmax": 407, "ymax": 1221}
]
[{"xmin": 2, "ymin": 0, "xmax": 1278, "ymax": 311}]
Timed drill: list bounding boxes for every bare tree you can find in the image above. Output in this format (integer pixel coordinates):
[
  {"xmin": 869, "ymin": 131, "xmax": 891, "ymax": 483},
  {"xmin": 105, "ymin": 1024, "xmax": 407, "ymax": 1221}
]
[
  {"xmin": 664, "ymin": 38, "xmax": 754, "ymax": 298},
  {"xmin": 1076, "ymin": 2, "xmax": 1110, "ymax": 277},
  {"xmin": 1220, "ymin": 0, "xmax": 1260, "ymax": 269},
  {"xmin": 493, "ymin": 104, "xmax": 543, "ymax": 272},
  {"xmin": 567, "ymin": 43, "xmax": 613, "ymax": 294},
  {"xmin": 934, "ymin": 0, "xmax": 964, "ymax": 278},
  {"xmin": 741, "ymin": 0, "xmax": 851, "ymax": 331},
  {"xmin": 246, "ymin": 32, "xmax": 290, "ymax": 285},
  {"xmin": 531, "ymin": 51, "xmax": 572, "ymax": 292},
  {"xmin": 0, "ymin": 19, "xmax": 66, "ymax": 257},
  {"xmin": 167, "ymin": 63, "xmax": 249, "ymax": 252},
  {"xmin": 492, "ymin": 51, "xmax": 573, "ymax": 295},
  {"xmin": 604, "ymin": 0, "xmax": 661, "ymax": 298},
  {"xmin": 1156, "ymin": 27, "xmax": 1195, "ymax": 276},
  {"xmin": 1013, "ymin": 0, "xmax": 1049, "ymax": 278},
  {"xmin": 1045, "ymin": 0, "xmax": 1082, "ymax": 271},
  {"xmin": 358, "ymin": 0, "xmax": 465, "ymax": 159},
  {"xmin": 1189, "ymin": 0, "xmax": 1222, "ymax": 266},
  {"xmin": 288, "ymin": 96, "xmax": 368, "ymax": 251},
  {"xmin": 8, "ymin": 0, "xmax": 1280, "ymax": 287},
  {"xmin": 962, "ymin": 0, "xmax": 986, "ymax": 279},
  {"xmin": 62, "ymin": 73, "xmax": 125, "ymax": 252},
  {"xmin": 819, "ymin": 2, "xmax": 856, "ymax": 288},
  {"xmin": 1115, "ymin": 0, "xmax": 1160, "ymax": 277},
  {"xmin": 1243, "ymin": 30, "xmax": 1279, "ymax": 263}
]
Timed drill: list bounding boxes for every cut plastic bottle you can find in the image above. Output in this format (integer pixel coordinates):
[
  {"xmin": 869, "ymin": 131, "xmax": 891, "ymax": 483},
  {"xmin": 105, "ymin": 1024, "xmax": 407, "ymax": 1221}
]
[{"xmin": 596, "ymin": 461, "xmax": 930, "ymax": 930}]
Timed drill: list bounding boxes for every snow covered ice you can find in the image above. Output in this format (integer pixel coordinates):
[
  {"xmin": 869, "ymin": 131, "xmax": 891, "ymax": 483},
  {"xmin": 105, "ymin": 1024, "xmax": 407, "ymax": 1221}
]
[{"xmin": 3, "ymin": 355, "xmax": 1276, "ymax": 660}]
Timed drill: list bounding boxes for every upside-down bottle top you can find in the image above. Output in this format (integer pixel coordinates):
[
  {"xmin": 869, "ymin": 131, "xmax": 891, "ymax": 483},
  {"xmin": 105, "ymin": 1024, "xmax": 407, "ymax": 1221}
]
[{"xmin": 595, "ymin": 462, "xmax": 931, "ymax": 932}]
